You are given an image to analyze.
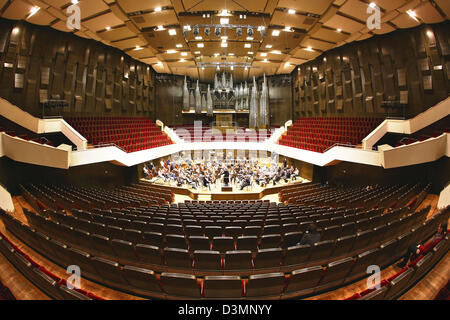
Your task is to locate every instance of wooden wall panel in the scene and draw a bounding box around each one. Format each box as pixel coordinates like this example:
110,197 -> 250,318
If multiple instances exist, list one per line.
292,22 -> 449,119
0,18 -> 156,118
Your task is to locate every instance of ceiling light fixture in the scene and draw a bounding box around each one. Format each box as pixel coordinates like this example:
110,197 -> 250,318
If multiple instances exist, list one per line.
261,52 -> 267,57
168,29 -> 177,35
28,6 -> 40,18
337,28 -> 342,32
265,44 -> 272,48
197,43 -> 204,48
407,10 -> 418,21
176,44 -> 182,48
304,46 -> 313,52
166,50 -> 177,54
244,43 -> 251,48
154,7 -> 162,12
105,26 -> 111,31
220,18 -> 229,25
221,42 -> 228,47
156,25 -> 165,31
272,30 -> 280,36
288,9 -> 296,14
181,52 -> 188,56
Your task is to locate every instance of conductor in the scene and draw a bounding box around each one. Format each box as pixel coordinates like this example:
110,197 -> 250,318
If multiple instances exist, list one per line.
223,167 -> 230,186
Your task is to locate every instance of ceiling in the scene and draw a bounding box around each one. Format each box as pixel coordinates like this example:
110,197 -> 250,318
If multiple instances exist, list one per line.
0,0 -> 448,82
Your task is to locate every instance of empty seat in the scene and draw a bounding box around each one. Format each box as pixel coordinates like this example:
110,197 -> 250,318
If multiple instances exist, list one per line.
123,265 -> 163,294
384,268 -> 414,300
203,276 -> 243,299
165,234 -> 187,249
254,248 -> 283,269
332,235 -> 355,257
135,244 -> 162,265
224,250 -> 253,270
90,234 -> 116,257
185,225 -> 204,237
123,229 -> 143,243
212,237 -> 234,253
283,232 -> 302,248
224,226 -> 243,239
321,257 -> 354,286
243,226 -> 262,237
193,250 -> 221,270
309,240 -> 334,262
205,226 -> 223,239
160,273 -> 201,298
358,286 -> 388,300
351,248 -> 380,278
111,239 -> 137,262
188,236 -> 211,251
142,232 -> 164,248
284,266 -> 324,296
164,248 -> 191,268
284,245 -> 310,266
236,236 -> 258,251
259,234 -> 282,249
91,256 -> 128,285
246,273 -> 285,298
59,285 -> 91,300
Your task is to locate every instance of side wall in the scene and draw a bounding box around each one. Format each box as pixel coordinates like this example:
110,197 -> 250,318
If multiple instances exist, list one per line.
0,18 -> 156,118
292,22 -> 449,119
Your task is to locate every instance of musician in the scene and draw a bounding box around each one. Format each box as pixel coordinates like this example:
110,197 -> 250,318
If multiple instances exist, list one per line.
223,166 -> 230,186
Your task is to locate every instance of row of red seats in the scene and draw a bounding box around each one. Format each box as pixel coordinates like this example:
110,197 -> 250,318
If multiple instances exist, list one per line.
279,117 -> 383,153
65,117 -> 173,153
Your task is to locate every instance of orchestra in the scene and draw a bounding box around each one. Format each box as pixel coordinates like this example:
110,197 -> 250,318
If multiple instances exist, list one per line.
145,159 -> 301,191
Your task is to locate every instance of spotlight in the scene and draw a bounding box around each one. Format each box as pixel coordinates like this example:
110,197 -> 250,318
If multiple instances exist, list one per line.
236,27 -> 242,36
215,27 -> 221,37
193,25 -> 199,37
247,27 -> 253,37
204,27 -> 210,36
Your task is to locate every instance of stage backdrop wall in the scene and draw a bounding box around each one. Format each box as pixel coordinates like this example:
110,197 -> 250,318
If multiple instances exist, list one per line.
0,18 -> 156,119
291,22 -> 449,120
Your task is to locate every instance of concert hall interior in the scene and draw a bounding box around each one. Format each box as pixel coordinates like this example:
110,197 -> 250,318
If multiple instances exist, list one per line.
0,0 -> 449,302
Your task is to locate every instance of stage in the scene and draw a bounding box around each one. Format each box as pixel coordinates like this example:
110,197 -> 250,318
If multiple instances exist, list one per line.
145,177 -> 309,201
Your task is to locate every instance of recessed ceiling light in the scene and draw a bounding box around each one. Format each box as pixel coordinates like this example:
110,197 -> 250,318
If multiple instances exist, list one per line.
156,61 -> 163,66
261,52 -> 267,57
246,36 -> 254,41
407,10 -> 417,20
195,36 -> 203,40
176,44 -> 182,48
263,59 -> 268,63
248,52 -> 254,55
369,2 -> 377,8
71,0 -> 78,4
168,29 -> 177,35
28,6 -> 40,18
271,50 -> 281,55
337,28 -> 342,32
285,62 -> 291,67
166,50 -> 177,54
197,43 -> 204,48
231,65 -> 234,70
304,46 -> 313,52
221,36 -> 228,40
181,52 -> 188,56
180,59 -> 185,62
288,9 -> 296,14
134,46 -> 143,51
194,51 -> 201,54
218,9 -> 231,16
221,42 -> 228,47
244,43 -> 251,48
156,25 -> 165,31
105,26 -> 111,31
265,44 -> 272,48
201,66 -> 205,70
154,7 -> 162,12
220,18 -> 229,25
272,30 -> 280,36
229,53 -> 235,56
284,27 -> 292,32
245,66 -> 248,71
214,53 -> 220,57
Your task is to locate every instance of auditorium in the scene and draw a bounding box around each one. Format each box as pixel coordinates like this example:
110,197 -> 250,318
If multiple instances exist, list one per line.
0,0 -> 448,302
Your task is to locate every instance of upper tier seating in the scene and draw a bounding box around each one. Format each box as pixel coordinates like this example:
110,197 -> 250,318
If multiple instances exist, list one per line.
375,115 -> 450,148
65,117 -> 172,153
172,125 -> 277,142
0,116 -> 57,147
278,117 -> 383,153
